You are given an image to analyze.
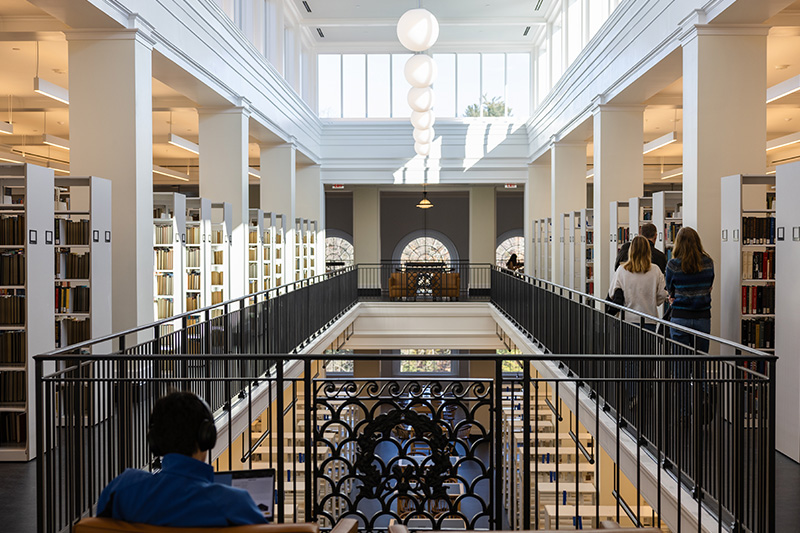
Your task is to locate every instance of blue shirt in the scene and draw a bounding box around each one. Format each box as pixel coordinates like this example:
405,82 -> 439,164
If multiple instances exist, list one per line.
96,454 -> 267,527
665,255 -> 714,319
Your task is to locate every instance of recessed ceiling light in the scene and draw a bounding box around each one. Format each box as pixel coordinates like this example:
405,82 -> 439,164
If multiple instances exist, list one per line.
57,121 -> 64,125
11,47 -> 20,51
775,64 -> 790,70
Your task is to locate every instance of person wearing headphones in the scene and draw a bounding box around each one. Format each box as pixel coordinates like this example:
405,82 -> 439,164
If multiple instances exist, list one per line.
96,391 -> 266,526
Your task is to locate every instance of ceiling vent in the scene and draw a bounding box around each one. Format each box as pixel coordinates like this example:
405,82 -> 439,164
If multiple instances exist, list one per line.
535,0 -> 543,10
523,26 -> 530,36
302,1 -> 311,13
317,27 -> 325,38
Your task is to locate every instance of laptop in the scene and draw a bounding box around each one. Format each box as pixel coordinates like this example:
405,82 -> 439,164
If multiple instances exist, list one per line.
214,468 -> 275,520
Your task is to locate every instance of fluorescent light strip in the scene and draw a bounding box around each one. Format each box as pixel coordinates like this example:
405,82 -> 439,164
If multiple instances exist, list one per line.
166,133 -> 199,155
766,131 -> 800,152
0,122 -> 12,135
248,167 -> 261,179
152,165 -> 190,182
767,74 -> 800,103
0,152 -> 25,164
43,134 -> 70,151
33,77 -> 69,105
643,132 -> 677,155
766,169 -> 776,175
660,167 -> 683,180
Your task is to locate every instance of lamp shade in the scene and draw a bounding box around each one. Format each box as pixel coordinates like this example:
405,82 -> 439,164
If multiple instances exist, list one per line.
413,127 -> 435,144
414,142 -> 431,157
408,87 -> 435,112
411,110 -> 435,130
404,54 -> 438,88
396,8 -> 440,52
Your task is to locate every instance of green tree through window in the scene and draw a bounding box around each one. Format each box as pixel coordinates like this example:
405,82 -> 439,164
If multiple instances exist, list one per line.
464,95 -> 511,117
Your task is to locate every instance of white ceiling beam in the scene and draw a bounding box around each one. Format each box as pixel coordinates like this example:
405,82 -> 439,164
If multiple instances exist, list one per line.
767,74 -> 800,103
299,17 -> 547,28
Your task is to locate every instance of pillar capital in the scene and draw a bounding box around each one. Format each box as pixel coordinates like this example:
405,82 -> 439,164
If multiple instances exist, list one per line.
197,105 -> 251,117
591,103 -> 646,116
65,28 -> 156,48
680,23 -> 770,45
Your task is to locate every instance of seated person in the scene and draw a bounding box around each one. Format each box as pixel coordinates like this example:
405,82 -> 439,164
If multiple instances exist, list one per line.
96,391 -> 266,527
505,253 -> 522,271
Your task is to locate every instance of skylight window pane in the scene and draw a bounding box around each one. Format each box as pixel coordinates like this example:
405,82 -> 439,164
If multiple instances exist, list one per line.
392,54 -> 412,118
551,21 -> 564,83
433,53 -> 456,118
318,54 -> 341,118
567,0 -> 582,64
367,54 -> 391,118
342,54 -> 366,118
506,53 -> 530,118
482,53 -> 505,117
457,53 -> 480,117
536,45 -> 548,106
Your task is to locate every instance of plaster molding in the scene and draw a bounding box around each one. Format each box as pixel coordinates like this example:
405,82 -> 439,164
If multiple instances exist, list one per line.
65,28 -> 156,48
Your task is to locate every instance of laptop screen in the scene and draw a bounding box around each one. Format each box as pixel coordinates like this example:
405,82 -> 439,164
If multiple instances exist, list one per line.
214,468 -> 275,519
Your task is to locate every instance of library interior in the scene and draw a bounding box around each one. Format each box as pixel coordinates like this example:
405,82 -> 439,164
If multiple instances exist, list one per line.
0,0 -> 799,532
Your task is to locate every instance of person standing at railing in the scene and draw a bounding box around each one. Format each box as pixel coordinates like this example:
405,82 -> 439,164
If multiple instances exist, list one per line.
608,235 -> 668,329
505,253 -> 523,271
96,392 -> 266,527
665,227 -> 715,353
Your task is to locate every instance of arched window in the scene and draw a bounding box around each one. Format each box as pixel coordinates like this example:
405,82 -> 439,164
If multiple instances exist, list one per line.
325,231 -> 354,270
496,232 -> 524,267
393,230 -> 459,264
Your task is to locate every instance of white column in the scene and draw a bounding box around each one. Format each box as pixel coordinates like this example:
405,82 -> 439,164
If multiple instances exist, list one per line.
551,142 -> 587,284
67,29 -> 155,331
469,186 -> 496,265
682,24 -> 767,337
296,164 -> 323,275
592,104 -> 644,299
260,143 -> 296,283
198,106 -> 250,298
525,163 -> 551,277
353,186 -> 380,265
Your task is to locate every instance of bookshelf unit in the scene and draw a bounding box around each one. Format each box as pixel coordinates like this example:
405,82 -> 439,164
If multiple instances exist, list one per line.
531,219 -> 540,278
720,175 -> 776,355
210,202 -> 232,308
558,212 -> 570,286
609,201 -> 630,276
545,217 -> 552,281
776,161 -> 800,461
579,209 -> 594,295
567,211 -> 581,290
54,176 -> 112,350
627,196 -> 653,238
652,191 -> 683,258
295,218 -> 306,281
248,209 -> 265,294
264,213 -> 285,289
153,193 -> 186,329
185,198 -> 211,315
309,220 -> 318,277
0,163 -> 54,461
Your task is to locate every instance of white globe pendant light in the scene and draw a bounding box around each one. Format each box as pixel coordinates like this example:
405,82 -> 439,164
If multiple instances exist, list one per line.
408,87 -> 435,113
396,8 -> 440,52
414,142 -> 431,157
404,54 -> 438,88
410,110 -> 435,130
413,127 -> 434,144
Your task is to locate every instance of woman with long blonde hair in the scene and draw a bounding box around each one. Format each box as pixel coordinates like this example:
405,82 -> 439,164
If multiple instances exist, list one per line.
608,235 -> 668,326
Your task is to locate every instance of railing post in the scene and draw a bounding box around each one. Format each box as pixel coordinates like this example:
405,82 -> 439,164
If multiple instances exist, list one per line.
494,358 -> 503,530
276,358 -> 285,523
304,358 -> 313,523
522,358 -> 531,530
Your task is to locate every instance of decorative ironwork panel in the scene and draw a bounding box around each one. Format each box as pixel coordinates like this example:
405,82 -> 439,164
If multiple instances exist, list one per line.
313,379 -> 494,531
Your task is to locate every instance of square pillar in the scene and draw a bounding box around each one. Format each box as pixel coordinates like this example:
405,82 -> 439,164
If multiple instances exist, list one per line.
261,143 -> 296,283
67,29 -> 155,331
525,163 -> 550,277
551,142 -> 587,284
682,24 -> 768,336
297,163 -> 323,275
469,186 -> 496,265
353,186 -> 380,265
199,106 -> 250,298
592,104 -> 644,299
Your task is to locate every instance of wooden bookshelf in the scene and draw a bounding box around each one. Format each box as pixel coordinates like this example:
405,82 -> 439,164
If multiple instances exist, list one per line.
652,191 -> 682,259
210,202 -> 232,311
0,163 -> 54,461
153,193 -> 186,331
185,197 -> 211,314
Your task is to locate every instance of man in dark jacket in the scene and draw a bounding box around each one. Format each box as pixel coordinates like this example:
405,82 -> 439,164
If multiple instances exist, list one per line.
614,222 -> 667,273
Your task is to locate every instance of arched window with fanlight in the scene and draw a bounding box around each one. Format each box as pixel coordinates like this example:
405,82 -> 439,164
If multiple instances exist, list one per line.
392,230 -> 459,265
496,230 -> 524,268
325,230 -> 354,271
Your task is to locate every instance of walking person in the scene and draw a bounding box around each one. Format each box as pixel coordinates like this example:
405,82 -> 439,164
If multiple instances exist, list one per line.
608,235 -> 669,329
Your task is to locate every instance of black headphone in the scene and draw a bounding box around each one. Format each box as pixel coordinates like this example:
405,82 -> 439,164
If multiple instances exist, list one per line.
147,393 -> 217,457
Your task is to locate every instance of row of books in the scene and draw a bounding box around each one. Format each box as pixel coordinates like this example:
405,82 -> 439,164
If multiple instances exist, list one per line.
155,249 -> 173,270
249,230 -> 259,244
249,280 -> 258,294
187,272 -> 201,291
212,250 -> 224,265
187,226 -> 201,245
585,248 -> 593,260
56,219 -> 90,246
155,298 -> 174,319
211,291 -> 224,304
0,294 -> 24,326
0,332 -> 25,364
0,251 -> 24,285
55,284 -> 89,314
0,412 -> 26,444
187,249 -> 200,268
212,230 -> 225,244
155,273 -> 174,296
249,248 -> 258,261
0,371 -> 25,403
741,250 -> 775,280
664,222 -> 681,244
154,225 -> 173,245
0,214 -> 24,246
617,227 -> 630,243
585,231 -> 593,245
585,282 -> 594,294
741,318 -> 774,350
742,285 -> 775,315
55,318 -> 91,348
186,294 -> 200,312
153,207 -> 173,219
741,216 -> 775,245
248,264 -> 259,278
56,252 -> 90,279
211,271 -> 224,286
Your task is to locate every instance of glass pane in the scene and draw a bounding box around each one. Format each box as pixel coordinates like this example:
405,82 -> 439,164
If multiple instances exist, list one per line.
589,0 -> 605,39
481,53 -> 506,116
318,54 -> 341,118
567,0 -> 582,64
367,54 -> 391,118
342,54 -> 366,118
433,53 -> 456,118
536,45 -> 548,106
392,54 -> 412,118
551,21 -> 564,83
506,53 -> 530,118
457,53 -> 481,117
496,236 -> 525,266
400,349 -> 452,373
